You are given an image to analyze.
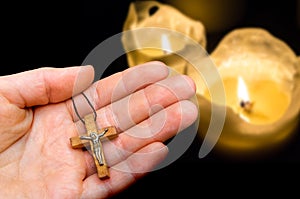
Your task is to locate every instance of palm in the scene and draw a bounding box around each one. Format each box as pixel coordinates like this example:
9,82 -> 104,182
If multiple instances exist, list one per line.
2,103 -> 85,197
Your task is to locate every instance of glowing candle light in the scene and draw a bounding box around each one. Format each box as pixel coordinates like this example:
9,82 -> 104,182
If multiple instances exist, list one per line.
237,76 -> 252,114
122,1 -> 206,74
190,28 -> 300,157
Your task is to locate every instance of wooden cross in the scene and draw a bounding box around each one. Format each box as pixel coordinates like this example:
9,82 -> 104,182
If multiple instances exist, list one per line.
70,114 -> 118,179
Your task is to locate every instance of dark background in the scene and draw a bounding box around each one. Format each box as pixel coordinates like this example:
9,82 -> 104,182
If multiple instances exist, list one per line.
1,0 -> 300,197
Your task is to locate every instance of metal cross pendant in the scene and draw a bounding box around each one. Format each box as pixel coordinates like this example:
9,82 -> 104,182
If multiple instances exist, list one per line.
70,114 -> 118,179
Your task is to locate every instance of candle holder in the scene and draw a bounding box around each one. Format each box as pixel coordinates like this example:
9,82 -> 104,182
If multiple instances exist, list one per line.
192,28 -> 300,158
122,1 -> 206,74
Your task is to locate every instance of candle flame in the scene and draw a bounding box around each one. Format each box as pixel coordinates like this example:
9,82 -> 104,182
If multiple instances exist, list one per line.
161,34 -> 171,54
237,76 -> 250,102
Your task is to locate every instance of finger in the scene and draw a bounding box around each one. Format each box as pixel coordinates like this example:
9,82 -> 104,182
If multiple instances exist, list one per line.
71,74 -> 196,133
106,100 -> 197,165
106,74 -> 196,132
83,100 -> 198,176
81,142 -> 168,199
68,61 -> 169,121
95,61 -> 169,105
0,65 -> 94,108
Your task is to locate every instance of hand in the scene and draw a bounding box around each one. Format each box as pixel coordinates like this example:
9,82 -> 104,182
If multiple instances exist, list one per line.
0,62 -> 197,198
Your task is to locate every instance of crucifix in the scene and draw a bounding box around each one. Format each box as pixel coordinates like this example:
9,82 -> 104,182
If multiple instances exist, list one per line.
70,113 -> 118,179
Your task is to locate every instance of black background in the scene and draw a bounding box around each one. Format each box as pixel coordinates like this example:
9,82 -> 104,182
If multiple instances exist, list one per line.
1,0 -> 300,197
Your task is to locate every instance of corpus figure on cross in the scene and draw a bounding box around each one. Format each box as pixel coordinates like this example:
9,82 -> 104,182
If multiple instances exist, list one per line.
80,128 -> 109,165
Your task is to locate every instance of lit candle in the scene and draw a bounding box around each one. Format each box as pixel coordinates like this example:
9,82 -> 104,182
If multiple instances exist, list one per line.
122,1 -> 206,74
192,28 -> 300,156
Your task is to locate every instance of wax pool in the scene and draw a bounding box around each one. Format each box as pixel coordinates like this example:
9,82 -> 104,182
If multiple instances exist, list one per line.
204,77 -> 291,125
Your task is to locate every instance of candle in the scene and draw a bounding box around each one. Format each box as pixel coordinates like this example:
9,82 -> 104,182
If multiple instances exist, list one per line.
192,28 -> 300,157
122,1 -> 206,74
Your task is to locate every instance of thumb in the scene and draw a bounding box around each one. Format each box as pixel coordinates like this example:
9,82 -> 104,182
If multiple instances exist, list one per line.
0,65 -> 94,152
0,65 -> 94,107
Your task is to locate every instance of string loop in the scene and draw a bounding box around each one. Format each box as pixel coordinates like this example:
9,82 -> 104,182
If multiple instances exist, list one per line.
72,92 -> 97,124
